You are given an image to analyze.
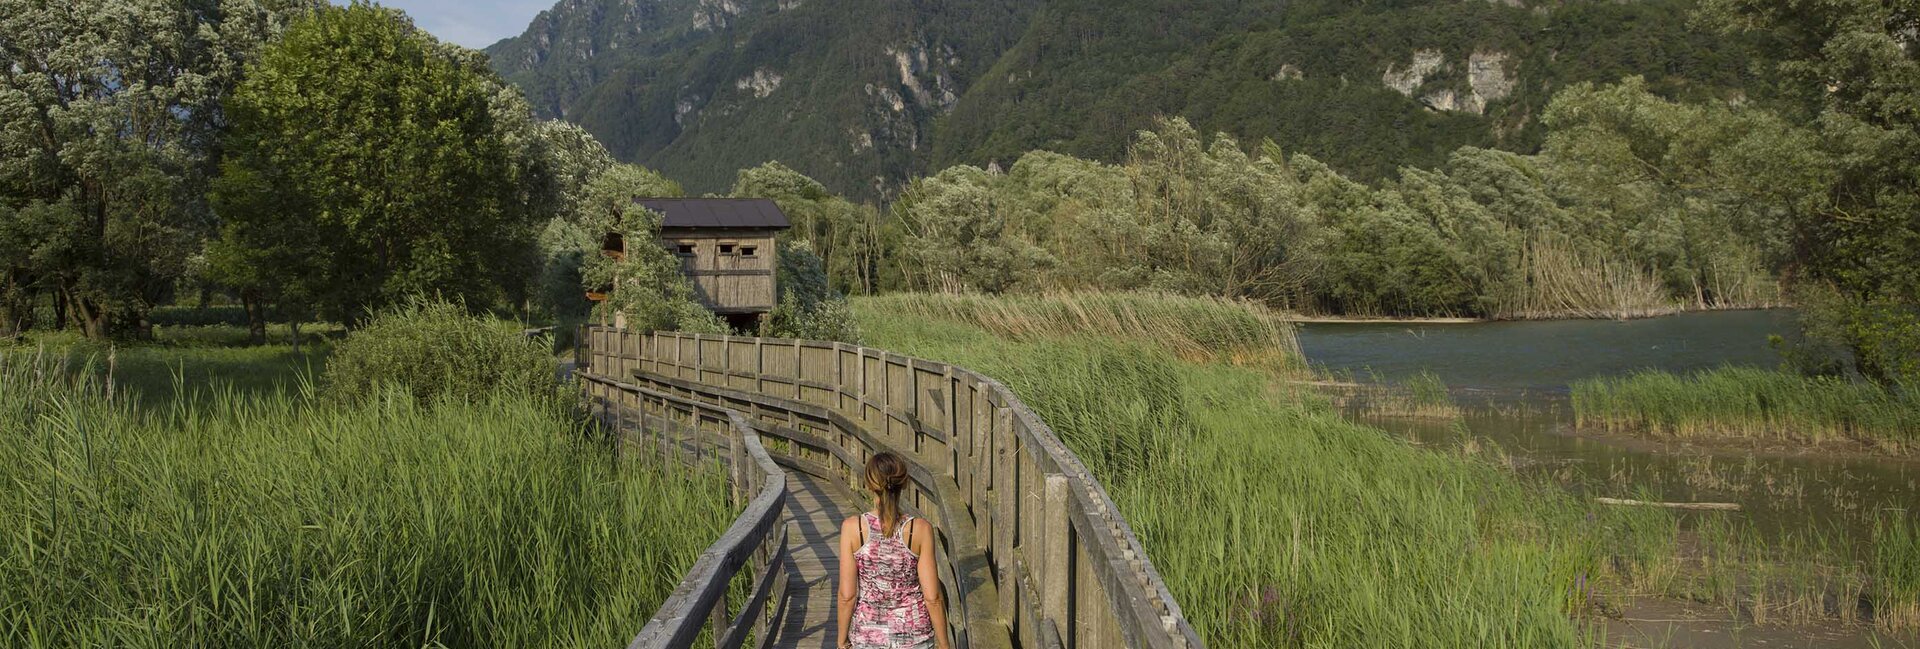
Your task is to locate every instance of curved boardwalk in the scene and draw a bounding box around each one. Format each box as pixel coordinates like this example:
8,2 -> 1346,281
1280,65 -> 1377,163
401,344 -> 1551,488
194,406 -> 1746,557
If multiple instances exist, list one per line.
767,472 -> 856,648
577,326 -> 1202,649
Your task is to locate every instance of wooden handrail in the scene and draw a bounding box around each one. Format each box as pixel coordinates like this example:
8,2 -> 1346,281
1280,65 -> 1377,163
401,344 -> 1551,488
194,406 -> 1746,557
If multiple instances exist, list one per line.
577,371 -> 790,649
579,325 -> 1205,649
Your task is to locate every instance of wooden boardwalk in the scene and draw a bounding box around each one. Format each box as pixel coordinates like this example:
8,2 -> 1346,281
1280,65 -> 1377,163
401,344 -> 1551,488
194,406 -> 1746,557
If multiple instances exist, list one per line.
581,326 -> 1204,649
766,470 -> 860,649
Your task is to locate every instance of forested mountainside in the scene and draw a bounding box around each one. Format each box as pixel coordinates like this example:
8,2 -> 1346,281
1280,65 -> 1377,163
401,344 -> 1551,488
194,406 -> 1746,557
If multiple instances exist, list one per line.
488,0 -> 1762,199
485,0 -> 1039,197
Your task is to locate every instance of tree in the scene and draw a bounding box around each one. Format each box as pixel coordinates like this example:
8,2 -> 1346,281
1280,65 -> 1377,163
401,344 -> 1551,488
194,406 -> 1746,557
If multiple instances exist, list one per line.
0,0 -> 316,338
573,164 -> 720,333
896,165 -> 1054,293
731,162 -> 888,295
211,2 -> 543,326
1542,78 -> 1825,307
1696,0 -> 1920,382
527,121 -> 618,323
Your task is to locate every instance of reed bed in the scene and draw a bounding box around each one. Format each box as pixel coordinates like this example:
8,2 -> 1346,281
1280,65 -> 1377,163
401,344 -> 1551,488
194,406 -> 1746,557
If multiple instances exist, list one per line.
1495,236 -> 1680,320
858,292 -> 1920,644
0,350 -> 730,648
1324,370 -> 1462,419
1571,367 -> 1920,453
857,291 -> 1303,364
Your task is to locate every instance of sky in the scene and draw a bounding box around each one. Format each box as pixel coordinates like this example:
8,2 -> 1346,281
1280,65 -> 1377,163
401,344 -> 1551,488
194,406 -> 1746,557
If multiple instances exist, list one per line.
343,0 -> 556,49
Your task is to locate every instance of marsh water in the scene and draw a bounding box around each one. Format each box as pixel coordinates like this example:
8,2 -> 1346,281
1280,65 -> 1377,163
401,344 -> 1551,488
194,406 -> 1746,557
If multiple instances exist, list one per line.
1297,310 -> 1919,541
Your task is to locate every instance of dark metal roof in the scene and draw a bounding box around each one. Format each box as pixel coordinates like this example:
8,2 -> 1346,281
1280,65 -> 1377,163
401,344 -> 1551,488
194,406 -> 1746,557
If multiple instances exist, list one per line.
636,198 -> 791,230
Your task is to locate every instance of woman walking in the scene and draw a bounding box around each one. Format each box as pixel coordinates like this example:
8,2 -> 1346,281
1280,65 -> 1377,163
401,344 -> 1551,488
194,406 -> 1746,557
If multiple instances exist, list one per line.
836,452 -> 951,649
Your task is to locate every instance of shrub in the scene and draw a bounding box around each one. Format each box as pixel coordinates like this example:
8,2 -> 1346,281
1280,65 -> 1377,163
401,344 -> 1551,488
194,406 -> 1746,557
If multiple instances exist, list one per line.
767,242 -> 862,342
323,299 -> 553,405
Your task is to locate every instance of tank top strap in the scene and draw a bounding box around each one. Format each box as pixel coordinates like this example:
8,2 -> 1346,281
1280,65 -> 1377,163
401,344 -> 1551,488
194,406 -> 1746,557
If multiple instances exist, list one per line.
893,515 -> 913,542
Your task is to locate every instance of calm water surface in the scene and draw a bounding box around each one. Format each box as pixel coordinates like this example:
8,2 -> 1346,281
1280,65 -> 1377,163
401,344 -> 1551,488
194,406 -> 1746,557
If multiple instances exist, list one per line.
1298,309 -> 1800,391
1297,309 -> 1917,539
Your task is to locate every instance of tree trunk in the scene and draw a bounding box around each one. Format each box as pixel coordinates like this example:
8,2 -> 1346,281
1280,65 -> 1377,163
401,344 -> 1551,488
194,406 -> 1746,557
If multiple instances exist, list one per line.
73,295 -> 109,340
242,291 -> 267,345
53,289 -> 68,331
289,318 -> 302,353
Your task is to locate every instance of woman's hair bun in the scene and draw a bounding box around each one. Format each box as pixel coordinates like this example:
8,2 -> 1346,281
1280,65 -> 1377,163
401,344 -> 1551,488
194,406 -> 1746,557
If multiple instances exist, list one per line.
864,452 -> 910,493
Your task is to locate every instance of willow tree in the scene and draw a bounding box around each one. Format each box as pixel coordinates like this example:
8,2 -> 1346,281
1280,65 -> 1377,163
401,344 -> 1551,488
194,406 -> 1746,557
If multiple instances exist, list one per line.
211,2 -> 544,326
1697,0 -> 1920,382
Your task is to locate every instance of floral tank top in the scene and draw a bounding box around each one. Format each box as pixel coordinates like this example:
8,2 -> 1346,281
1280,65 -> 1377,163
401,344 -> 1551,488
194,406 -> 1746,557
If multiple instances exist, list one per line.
851,512 -> 934,646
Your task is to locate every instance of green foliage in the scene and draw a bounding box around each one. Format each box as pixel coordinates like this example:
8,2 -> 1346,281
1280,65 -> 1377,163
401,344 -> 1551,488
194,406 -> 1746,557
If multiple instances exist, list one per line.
1694,0 -> 1920,384
732,162 -> 891,295
212,3 -> 548,325
0,0 -> 317,338
898,77 -> 1833,319
766,242 -> 861,342
0,350 -> 729,647
574,165 -> 722,333
322,299 -> 555,405
894,165 -> 1056,293
147,305 -> 251,328
529,121 -> 621,324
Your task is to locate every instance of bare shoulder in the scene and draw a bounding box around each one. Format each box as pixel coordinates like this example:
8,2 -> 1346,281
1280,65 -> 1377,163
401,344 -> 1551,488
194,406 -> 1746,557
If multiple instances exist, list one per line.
841,515 -> 864,534
911,517 -> 936,550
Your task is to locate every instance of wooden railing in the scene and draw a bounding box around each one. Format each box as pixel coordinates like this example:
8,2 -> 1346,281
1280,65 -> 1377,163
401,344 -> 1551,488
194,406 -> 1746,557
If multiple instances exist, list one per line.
579,325 -> 1204,649
578,371 -> 789,649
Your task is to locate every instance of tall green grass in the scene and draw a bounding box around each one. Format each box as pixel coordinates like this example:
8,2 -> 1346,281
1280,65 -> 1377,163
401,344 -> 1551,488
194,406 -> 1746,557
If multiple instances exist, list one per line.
857,301 -> 1620,646
858,291 -> 1303,365
4,325 -> 334,405
1572,367 -> 1920,453
858,293 -> 1920,644
0,350 -> 730,647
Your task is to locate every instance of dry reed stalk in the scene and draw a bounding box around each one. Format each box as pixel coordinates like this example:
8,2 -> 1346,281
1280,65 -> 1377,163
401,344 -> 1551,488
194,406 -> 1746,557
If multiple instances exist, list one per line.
1500,236 -> 1677,320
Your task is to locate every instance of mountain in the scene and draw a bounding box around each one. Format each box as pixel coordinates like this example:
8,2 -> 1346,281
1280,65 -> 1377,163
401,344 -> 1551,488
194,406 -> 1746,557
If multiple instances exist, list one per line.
487,0 -> 1759,199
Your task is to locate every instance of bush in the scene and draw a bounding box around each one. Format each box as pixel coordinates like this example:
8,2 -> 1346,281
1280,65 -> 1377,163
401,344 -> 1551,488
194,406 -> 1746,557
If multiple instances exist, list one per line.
767,242 -> 862,342
323,299 -> 553,405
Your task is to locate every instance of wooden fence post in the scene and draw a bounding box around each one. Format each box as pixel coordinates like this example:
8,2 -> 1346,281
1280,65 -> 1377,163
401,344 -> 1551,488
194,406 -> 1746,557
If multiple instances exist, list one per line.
1043,474 -> 1072,647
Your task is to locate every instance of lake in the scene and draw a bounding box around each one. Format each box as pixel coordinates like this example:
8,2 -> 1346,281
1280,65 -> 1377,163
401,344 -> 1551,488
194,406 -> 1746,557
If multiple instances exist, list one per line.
1297,309 -> 1916,540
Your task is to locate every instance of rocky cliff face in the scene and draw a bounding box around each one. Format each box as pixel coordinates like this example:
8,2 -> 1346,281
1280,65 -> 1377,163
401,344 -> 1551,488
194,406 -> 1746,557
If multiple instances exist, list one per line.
1383,49 -> 1513,115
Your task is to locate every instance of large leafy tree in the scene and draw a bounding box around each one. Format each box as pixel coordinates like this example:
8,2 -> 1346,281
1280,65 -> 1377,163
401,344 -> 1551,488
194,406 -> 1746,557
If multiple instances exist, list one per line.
1697,0 -> 1920,381
211,2 -> 544,325
0,0 -> 314,338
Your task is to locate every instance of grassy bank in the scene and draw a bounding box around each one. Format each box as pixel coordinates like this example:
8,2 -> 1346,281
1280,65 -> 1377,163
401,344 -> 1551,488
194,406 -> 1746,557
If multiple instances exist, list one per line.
1572,367 -> 1920,454
0,337 -> 729,646
856,292 -> 1920,645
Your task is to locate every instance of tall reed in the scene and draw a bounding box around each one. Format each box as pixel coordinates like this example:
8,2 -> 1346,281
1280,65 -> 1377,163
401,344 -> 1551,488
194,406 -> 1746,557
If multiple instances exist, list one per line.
0,351 -> 730,648
857,300 -> 1609,647
1497,235 -> 1677,320
1572,367 -> 1920,453
858,290 -> 1303,364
